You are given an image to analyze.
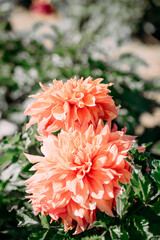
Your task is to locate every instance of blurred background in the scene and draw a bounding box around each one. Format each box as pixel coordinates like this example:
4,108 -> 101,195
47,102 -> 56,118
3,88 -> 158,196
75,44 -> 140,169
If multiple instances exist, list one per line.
0,0 -> 160,155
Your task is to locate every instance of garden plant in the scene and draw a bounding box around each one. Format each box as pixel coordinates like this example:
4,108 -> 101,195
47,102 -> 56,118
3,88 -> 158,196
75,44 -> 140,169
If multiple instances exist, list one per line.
0,1 -> 160,239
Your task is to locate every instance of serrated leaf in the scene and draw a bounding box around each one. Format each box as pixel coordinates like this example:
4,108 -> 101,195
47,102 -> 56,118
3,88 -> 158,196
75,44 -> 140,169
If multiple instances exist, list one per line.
133,215 -> 154,239
0,162 -> 21,182
120,229 -> 129,240
109,226 -> 121,239
81,235 -> 103,240
116,197 -> 129,218
92,220 -> 107,229
116,184 -> 134,218
109,225 -> 129,240
151,197 -> 160,216
151,160 -> 160,190
41,215 -> 50,229
50,230 -> 69,240
17,207 -> 39,227
28,230 -> 49,240
131,170 -> 151,202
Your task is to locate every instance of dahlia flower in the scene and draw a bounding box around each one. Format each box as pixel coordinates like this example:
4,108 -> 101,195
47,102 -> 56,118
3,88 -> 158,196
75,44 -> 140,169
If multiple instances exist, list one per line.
24,77 -> 119,136
25,120 -> 135,234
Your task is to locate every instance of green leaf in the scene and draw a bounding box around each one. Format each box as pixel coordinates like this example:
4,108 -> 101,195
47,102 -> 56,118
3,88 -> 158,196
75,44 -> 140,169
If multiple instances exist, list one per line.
116,184 -> 133,218
133,215 -> 154,239
120,229 -> 129,240
150,238 -> 160,240
9,132 -> 21,144
28,230 -> 49,240
92,220 -> 107,229
0,162 -> 21,182
131,170 -> 151,202
109,226 -> 129,240
44,229 -> 72,240
41,215 -> 50,229
151,198 -> 160,216
116,196 -> 129,218
151,160 -> 160,190
0,150 -> 14,168
81,235 -> 103,240
17,207 -> 39,227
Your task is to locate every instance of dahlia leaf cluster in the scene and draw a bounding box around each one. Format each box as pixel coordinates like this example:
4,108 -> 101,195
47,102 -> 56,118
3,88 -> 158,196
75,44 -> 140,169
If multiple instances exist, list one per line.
24,76 -> 144,234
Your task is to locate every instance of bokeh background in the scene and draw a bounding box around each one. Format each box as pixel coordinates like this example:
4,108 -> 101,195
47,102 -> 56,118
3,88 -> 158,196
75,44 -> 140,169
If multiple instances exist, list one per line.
0,0 -> 160,239
0,0 -> 160,157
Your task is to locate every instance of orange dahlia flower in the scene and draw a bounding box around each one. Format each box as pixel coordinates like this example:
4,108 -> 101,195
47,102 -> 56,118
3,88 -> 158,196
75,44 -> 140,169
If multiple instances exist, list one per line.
25,120 -> 135,234
24,77 -> 119,136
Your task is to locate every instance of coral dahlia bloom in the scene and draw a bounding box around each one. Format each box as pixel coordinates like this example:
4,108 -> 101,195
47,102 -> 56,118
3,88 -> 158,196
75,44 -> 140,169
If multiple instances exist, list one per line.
24,76 -> 119,136
25,120 -> 135,234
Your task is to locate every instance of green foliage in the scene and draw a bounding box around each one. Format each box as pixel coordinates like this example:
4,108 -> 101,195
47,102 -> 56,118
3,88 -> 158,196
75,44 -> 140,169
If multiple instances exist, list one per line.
28,230 -> 49,240
52,0 -> 160,41
1,135 -> 160,240
151,160 -> 160,190
0,126 -> 41,240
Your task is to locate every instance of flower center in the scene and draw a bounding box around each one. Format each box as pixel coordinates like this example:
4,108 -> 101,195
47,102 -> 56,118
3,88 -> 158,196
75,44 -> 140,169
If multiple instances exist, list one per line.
76,160 -> 92,179
72,149 -> 92,179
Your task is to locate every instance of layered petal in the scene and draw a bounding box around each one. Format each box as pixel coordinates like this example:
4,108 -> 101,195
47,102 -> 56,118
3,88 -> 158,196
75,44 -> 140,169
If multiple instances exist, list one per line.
25,120 -> 135,234
24,76 -> 118,135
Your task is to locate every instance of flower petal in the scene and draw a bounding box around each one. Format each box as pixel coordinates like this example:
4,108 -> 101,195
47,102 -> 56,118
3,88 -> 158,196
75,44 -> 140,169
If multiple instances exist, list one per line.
86,176 -> 104,199
83,94 -> 96,106
96,199 -> 114,217
24,153 -> 44,164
